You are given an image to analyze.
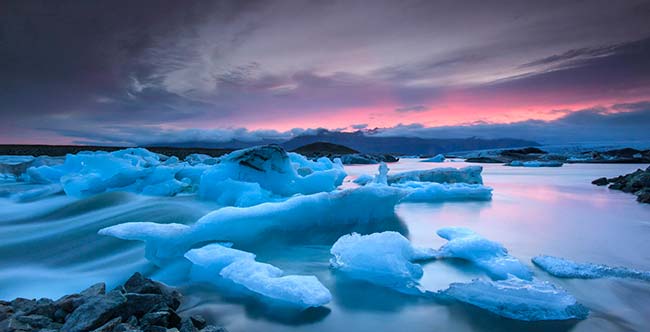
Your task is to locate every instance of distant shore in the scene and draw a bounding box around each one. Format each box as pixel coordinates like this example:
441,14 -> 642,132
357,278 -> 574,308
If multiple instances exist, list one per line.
0,145 -> 233,159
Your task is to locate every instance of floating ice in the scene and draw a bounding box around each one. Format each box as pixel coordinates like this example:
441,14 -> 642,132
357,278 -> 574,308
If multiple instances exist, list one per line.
185,244 -> 331,309
330,232 -> 435,294
396,182 -> 492,203
198,145 -> 346,199
421,154 -> 445,162
100,185 -> 404,264
436,227 -> 532,280
508,160 -> 563,167
352,174 -> 374,186
443,277 -> 589,321
387,166 -> 483,185
532,255 -> 650,281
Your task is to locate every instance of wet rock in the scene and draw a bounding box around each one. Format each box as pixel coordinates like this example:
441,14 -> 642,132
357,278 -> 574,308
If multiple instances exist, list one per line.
61,289 -> 127,332
124,273 -> 181,310
0,273 -> 227,332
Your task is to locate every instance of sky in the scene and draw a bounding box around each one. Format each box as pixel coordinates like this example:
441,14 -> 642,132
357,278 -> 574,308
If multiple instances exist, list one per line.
1,0 -> 650,146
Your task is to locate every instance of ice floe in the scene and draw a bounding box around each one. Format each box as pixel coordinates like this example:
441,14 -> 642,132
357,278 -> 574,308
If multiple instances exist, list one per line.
185,243 -> 331,308
330,232 -> 435,294
508,160 -> 563,167
435,227 -> 532,280
387,166 -> 483,185
532,255 -> 650,281
100,185 -> 405,264
421,154 -> 445,162
443,277 -> 589,321
396,182 -> 492,202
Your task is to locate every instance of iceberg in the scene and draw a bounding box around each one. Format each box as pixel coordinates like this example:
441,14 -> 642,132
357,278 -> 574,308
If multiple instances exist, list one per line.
100,185 -> 404,264
330,232 -> 435,294
185,244 -> 331,309
198,145 -> 346,199
508,160 -> 563,167
532,255 -> 650,281
443,277 -> 589,321
436,227 -> 532,280
387,166 -> 483,185
396,182 -> 492,202
421,154 -> 445,162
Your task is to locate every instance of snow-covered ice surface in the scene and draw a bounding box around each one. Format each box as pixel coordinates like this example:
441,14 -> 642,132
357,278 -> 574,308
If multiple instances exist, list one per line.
532,255 -> 650,281
443,277 -> 589,321
2,156 -> 650,331
435,227 -> 533,280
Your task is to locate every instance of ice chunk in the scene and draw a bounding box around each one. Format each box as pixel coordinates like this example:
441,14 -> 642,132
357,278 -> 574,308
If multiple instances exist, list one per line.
352,174 -> 374,186
396,182 -> 492,202
443,277 -> 589,321
185,243 -> 331,308
436,227 -> 532,280
421,154 -> 445,162
199,145 -> 346,199
100,185 -> 404,263
199,178 -> 274,207
330,232 -> 435,294
387,166 -> 483,185
184,153 -> 218,165
374,162 -> 389,185
532,255 -> 650,281
508,160 -> 563,167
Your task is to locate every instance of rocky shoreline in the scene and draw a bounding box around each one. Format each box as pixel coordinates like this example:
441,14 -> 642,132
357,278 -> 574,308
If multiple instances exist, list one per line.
465,147 -> 650,165
0,273 -> 227,332
592,166 -> 650,203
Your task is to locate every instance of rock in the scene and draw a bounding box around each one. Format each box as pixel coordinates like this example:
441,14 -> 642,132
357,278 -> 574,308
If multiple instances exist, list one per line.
123,273 -> 181,310
199,325 -> 228,332
179,319 -> 197,332
81,283 -> 106,297
0,317 -> 31,332
90,316 -> 122,332
140,309 -> 180,329
15,314 -> 52,329
61,289 -> 127,332
9,298 -> 36,315
0,303 -> 13,321
592,177 -> 609,186
189,315 -> 206,330
122,293 -> 171,319
596,167 -> 650,204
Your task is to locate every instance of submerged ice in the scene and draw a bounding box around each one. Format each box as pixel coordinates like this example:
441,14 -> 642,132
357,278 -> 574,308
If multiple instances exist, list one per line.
443,277 -> 589,321
435,227 -> 532,280
185,244 -> 331,308
532,255 -> 650,281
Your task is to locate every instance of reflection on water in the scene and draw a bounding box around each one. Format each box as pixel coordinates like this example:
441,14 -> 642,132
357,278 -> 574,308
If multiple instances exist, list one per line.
1,160 -> 650,332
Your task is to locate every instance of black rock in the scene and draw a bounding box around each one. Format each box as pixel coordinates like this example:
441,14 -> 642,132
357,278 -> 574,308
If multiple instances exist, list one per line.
90,316 -> 122,332
61,289 -> 127,332
123,273 -> 181,310
190,315 -> 207,330
592,177 -> 609,186
180,318 -> 198,332
140,309 -> 180,329
200,325 -> 228,332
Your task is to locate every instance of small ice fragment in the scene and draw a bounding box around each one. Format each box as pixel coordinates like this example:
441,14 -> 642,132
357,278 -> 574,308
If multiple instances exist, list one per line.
436,227 -> 532,280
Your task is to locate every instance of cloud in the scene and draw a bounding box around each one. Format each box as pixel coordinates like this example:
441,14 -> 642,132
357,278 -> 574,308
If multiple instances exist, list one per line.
351,123 -> 368,129
394,105 -> 429,113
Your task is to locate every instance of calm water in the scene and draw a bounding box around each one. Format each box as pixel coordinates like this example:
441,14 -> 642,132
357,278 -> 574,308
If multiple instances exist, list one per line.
1,160 -> 649,332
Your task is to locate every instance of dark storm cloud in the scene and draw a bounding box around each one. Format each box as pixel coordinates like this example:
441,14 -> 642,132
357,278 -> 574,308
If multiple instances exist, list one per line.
375,102 -> 650,144
1,0 -> 650,144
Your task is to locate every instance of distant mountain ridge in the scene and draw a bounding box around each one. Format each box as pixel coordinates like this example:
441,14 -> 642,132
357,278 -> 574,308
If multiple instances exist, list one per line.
148,130 -> 539,155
